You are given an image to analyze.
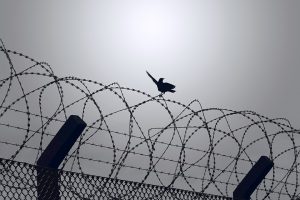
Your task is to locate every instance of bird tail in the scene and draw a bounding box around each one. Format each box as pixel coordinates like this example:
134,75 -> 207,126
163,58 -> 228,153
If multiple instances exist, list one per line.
170,90 -> 176,93
146,71 -> 158,84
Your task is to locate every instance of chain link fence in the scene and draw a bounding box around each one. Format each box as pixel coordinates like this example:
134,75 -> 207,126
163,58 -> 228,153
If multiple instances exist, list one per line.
0,158 -> 232,200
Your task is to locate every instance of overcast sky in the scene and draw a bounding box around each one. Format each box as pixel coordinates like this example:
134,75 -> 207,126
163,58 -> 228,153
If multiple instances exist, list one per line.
1,1 -> 300,198
0,0 -> 299,125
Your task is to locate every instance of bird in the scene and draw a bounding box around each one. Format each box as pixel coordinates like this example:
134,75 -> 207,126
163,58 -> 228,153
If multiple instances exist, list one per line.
146,71 -> 176,94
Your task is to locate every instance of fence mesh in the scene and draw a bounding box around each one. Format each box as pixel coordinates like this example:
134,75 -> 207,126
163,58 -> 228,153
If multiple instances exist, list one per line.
0,157 -> 231,200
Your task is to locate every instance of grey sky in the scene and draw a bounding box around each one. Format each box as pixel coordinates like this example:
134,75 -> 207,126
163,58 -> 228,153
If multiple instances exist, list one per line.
1,0 -> 300,125
1,1 -> 300,198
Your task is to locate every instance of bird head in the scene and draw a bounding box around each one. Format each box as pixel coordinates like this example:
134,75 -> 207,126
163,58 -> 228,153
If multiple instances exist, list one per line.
158,78 -> 164,83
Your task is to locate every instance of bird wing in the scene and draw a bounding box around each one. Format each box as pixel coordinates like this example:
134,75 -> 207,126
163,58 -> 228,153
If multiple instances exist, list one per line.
146,71 -> 158,84
165,82 -> 175,89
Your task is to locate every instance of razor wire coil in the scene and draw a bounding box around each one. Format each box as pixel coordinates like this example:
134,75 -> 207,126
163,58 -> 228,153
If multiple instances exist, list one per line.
1,42 -> 300,199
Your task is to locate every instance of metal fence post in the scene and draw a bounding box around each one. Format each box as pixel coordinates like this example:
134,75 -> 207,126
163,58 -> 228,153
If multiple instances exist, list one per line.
36,115 -> 86,200
233,156 -> 274,200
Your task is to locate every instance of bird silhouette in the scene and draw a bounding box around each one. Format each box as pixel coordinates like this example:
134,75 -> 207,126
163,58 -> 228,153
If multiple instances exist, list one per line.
146,71 -> 176,94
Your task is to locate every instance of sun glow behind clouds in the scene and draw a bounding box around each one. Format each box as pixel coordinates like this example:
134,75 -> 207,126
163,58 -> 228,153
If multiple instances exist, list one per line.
120,3 -> 185,54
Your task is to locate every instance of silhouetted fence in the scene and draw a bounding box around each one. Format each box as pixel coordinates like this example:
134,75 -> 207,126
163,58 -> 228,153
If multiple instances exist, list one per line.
0,157 -> 232,200
1,41 -> 300,200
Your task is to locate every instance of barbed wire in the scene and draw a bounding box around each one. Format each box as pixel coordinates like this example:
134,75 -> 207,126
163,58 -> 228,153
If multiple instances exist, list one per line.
1,41 -> 300,199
